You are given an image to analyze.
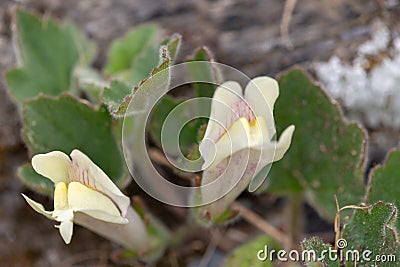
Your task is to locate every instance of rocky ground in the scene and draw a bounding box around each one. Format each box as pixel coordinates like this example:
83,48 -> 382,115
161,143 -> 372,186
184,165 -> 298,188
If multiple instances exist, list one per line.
0,0 -> 399,266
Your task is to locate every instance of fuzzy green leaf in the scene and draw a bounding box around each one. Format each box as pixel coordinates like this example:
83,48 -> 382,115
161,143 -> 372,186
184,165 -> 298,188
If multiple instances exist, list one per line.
22,94 -> 126,188
302,204 -> 400,266
65,23 -> 96,66
17,164 -> 54,196
160,33 -> 180,61
262,68 -> 367,220
6,10 -> 93,104
223,235 -> 279,267
149,95 -> 182,148
342,202 -> 400,266
73,66 -> 106,103
301,237 -> 339,267
103,80 -> 132,115
367,149 -> 400,232
148,47 -> 220,157
149,95 -> 208,158
128,45 -> 160,85
104,24 -> 159,77
105,34 -> 181,116
187,46 -> 221,98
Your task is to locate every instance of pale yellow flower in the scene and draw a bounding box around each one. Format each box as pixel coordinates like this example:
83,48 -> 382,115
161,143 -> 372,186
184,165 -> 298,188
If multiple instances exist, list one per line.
198,77 -> 295,220
23,150 -> 149,250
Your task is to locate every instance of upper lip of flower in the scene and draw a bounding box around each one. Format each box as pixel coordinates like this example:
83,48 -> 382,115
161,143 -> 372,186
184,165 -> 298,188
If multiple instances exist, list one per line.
32,149 -> 130,216
22,149 -> 130,244
199,77 -> 295,170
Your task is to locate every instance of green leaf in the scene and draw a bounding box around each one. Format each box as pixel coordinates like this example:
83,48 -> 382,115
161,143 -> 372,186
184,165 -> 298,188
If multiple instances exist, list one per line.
301,237 -> 339,267
103,80 -> 132,115
129,44 -> 160,85
6,10 -> 92,104
187,47 -> 221,132
149,95 -> 182,148
104,34 -> 181,117
17,164 -> 54,196
262,68 -> 367,220
185,47 -> 222,148
104,24 -> 159,78
22,94 -> 126,187
149,94 -> 207,159
148,47 -> 220,157
366,149 -> 400,232
65,23 -> 97,66
223,235 -> 279,267
342,202 -> 400,266
151,33 -> 181,75
213,208 -> 239,224
73,66 -> 106,103
187,46 -> 222,98
160,33 -> 181,61
119,36 -> 183,204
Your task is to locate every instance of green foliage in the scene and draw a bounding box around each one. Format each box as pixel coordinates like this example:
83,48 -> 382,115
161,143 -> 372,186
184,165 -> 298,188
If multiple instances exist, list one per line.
263,68 -> 367,220
343,202 -> 400,266
103,80 -> 133,115
148,47 -> 221,157
303,202 -> 400,267
104,24 -> 159,79
114,204 -> 170,264
160,34 -> 180,61
128,44 -> 159,85
73,66 -> 105,103
104,34 -> 181,116
149,96 -> 209,158
188,47 -> 221,98
366,149 -> 400,232
149,96 -> 182,149
11,9 -> 400,266
17,164 -> 54,196
65,23 -> 97,66
22,94 -> 126,193
301,237 -> 339,267
6,10 -> 94,104
102,25 -> 165,114
223,235 -> 279,267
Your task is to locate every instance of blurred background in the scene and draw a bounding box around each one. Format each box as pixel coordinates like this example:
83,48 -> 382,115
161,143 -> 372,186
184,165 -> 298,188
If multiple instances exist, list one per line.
1,0 -> 399,266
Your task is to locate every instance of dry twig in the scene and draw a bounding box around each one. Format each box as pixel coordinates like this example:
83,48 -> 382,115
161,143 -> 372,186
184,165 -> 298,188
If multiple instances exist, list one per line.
232,201 -> 290,246
280,0 -> 298,49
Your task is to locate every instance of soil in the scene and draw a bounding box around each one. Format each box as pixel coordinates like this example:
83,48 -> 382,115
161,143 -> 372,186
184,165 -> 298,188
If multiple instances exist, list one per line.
0,0 -> 399,266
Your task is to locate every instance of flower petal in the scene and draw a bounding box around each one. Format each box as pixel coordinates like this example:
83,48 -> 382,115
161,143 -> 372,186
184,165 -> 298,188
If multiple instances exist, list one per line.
204,117 -> 249,169
22,194 -> 53,219
204,116 -> 268,169
244,76 -> 279,139
54,209 -> 74,244
200,149 -> 254,220
67,181 -> 128,224
69,150 -> 130,216
256,125 -> 295,168
199,126 -> 294,219
74,206 -> 150,251
54,182 -> 69,211
201,81 -> 242,144
247,124 -> 294,192
31,151 -> 70,184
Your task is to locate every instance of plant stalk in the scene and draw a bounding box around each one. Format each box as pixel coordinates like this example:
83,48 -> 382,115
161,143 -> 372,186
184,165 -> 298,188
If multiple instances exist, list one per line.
286,193 -> 304,251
